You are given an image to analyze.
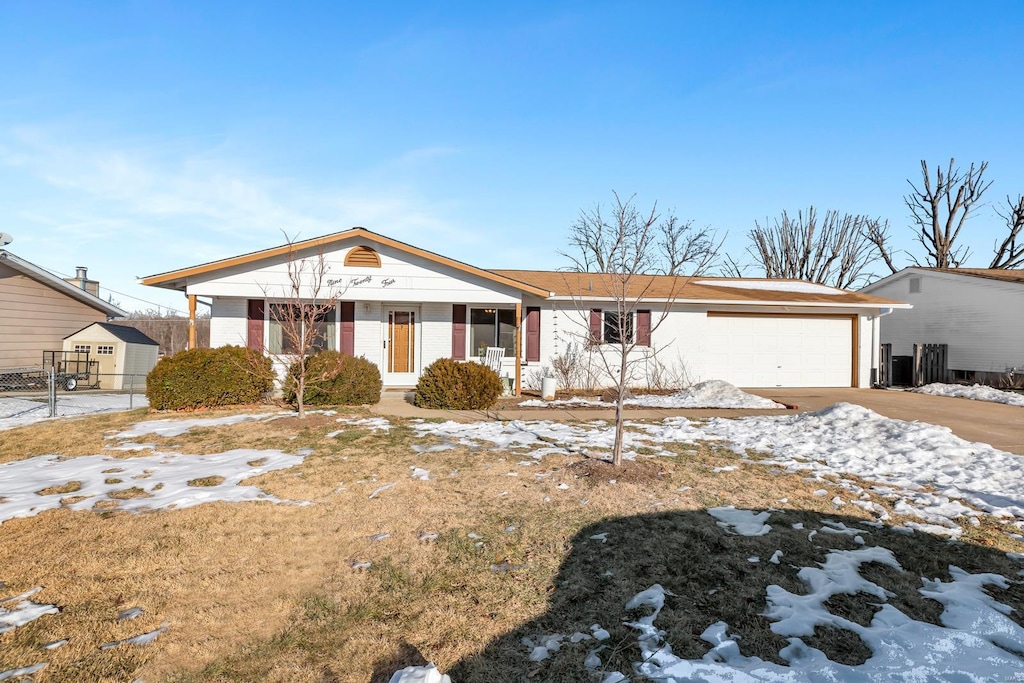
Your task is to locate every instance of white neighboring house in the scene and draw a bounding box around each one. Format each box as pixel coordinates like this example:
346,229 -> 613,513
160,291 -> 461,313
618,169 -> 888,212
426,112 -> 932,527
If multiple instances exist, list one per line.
62,323 -> 160,390
141,228 -> 908,392
861,268 -> 1024,384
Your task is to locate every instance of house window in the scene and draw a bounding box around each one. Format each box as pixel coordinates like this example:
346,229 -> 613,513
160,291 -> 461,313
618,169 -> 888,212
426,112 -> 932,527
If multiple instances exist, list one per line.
469,308 -> 516,357
268,304 -> 337,354
73,344 -> 91,354
96,345 -> 114,355
604,311 -> 633,344
909,277 -> 921,293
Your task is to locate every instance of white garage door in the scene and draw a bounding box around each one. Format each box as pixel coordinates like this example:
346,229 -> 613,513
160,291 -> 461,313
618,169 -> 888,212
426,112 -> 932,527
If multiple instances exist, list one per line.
702,314 -> 853,387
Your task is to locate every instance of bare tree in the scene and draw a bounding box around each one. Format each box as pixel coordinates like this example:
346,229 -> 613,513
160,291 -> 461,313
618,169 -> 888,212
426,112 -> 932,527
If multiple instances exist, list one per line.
562,192 -> 719,466
991,194 -> 1024,269
120,310 -> 210,354
746,207 -> 888,289
262,236 -> 345,418
905,158 -> 992,269
569,200 -> 718,275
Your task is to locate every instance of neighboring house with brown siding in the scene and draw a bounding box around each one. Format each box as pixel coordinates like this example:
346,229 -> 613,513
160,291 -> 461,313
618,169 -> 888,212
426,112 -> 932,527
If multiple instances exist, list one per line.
0,250 -> 126,370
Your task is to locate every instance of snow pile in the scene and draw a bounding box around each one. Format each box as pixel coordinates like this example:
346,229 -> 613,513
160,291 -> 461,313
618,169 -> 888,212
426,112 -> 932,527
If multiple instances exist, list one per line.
519,381 -> 783,410
0,394 -> 149,431
631,380 -> 784,409
0,449 -> 307,524
696,402 -> 1024,524
913,383 -> 1024,407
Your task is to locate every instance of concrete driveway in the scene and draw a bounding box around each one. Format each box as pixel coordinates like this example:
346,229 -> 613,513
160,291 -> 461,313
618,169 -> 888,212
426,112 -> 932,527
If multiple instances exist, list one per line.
752,388 -> 1024,455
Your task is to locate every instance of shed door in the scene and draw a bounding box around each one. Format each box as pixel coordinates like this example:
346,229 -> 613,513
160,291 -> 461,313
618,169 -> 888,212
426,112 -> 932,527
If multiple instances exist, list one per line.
702,314 -> 854,387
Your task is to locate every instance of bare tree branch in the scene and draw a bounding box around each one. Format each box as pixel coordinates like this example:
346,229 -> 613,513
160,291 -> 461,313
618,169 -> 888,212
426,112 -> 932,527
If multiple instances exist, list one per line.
745,207 -> 887,289
718,254 -> 748,278
991,194 -> 1024,269
863,218 -> 899,275
658,213 -> 719,275
905,158 -> 992,269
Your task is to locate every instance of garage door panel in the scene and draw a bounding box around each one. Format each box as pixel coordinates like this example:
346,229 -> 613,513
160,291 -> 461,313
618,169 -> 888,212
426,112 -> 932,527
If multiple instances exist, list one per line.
703,315 -> 852,388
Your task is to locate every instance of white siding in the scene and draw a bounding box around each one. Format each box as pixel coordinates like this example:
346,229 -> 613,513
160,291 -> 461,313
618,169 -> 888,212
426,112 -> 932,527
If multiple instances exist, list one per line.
866,271 -> 1024,373
420,302 -> 450,373
353,300 -> 382,364
187,240 -> 523,304
210,298 -> 248,348
530,302 -> 874,389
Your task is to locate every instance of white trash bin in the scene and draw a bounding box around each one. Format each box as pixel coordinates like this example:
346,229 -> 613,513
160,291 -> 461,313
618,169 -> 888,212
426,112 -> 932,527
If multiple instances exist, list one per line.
541,377 -> 557,401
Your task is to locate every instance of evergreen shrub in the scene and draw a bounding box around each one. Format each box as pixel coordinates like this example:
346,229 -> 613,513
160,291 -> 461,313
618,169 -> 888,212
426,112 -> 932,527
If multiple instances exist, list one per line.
415,357 -> 504,409
146,346 -> 273,410
284,352 -> 382,406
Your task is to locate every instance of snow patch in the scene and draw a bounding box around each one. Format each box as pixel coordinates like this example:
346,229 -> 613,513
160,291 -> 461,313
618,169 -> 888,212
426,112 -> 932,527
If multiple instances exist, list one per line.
0,449 -> 306,524
913,383 -> 1024,407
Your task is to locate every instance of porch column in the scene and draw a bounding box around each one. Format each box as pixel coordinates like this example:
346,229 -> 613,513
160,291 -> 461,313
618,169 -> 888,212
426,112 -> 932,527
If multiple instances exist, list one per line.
514,302 -> 522,396
188,294 -> 197,350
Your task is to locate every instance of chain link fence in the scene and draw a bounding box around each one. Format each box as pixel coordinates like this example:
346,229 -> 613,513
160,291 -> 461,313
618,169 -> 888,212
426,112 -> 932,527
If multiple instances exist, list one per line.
0,369 -> 148,426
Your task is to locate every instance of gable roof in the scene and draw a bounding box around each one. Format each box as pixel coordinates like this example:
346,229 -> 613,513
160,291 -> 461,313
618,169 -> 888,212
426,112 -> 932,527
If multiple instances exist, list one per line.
65,322 -> 159,346
861,267 -> 1024,293
491,270 -> 907,307
923,268 -> 1024,284
0,250 -> 126,317
141,227 -> 552,298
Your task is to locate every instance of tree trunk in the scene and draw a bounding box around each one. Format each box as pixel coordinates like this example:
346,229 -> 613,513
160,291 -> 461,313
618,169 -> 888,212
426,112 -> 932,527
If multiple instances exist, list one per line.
612,353 -> 628,467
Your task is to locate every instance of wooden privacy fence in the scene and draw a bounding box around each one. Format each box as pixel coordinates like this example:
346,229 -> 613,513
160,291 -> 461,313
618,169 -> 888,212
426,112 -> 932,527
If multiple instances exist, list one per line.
878,343 -> 892,387
913,343 -> 948,386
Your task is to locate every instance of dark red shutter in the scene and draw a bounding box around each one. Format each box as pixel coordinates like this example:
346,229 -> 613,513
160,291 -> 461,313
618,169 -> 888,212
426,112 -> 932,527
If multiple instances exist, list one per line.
247,299 -> 265,351
452,304 -> 467,360
340,302 -> 355,356
589,309 -> 602,345
525,307 -> 541,362
637,310 -> 651,346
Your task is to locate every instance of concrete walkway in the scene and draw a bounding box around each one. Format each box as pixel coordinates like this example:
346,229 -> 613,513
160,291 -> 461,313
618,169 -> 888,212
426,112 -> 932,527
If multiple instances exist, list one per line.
370,387 -> 1024,455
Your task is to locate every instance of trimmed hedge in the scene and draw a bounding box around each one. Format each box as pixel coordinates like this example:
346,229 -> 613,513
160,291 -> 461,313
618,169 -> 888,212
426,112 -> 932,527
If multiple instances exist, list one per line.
284,352 -> 382,406
146,346 -> 274,410
415,357 -> 504,410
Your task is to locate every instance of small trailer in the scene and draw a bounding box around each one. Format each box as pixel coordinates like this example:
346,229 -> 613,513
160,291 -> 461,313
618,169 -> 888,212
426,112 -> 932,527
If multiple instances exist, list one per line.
0,351 -> 99,392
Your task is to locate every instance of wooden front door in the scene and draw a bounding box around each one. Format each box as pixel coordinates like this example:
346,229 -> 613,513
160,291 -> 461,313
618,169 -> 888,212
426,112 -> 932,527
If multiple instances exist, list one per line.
385,309 -> 418,383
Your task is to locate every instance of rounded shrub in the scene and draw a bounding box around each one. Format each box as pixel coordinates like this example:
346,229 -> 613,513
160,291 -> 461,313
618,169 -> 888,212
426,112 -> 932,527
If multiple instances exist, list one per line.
284,352 -> 382,406
146,346 -> 274,410
415,357 -> 504,410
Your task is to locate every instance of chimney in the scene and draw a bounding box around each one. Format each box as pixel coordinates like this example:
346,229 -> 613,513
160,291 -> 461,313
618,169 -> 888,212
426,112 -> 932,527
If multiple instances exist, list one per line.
65,266 -> 100,297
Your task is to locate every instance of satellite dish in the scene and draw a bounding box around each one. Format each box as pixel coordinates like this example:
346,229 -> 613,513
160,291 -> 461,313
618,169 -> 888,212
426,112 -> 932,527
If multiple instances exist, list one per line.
0,233 -> 12,247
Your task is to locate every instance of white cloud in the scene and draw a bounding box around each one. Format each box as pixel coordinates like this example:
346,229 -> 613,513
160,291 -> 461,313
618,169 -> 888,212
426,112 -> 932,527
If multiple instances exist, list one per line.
0,126 -> 479,310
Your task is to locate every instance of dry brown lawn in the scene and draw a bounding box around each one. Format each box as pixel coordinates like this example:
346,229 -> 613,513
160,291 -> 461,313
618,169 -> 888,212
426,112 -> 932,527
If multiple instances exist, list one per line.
1,407 -> 1022,682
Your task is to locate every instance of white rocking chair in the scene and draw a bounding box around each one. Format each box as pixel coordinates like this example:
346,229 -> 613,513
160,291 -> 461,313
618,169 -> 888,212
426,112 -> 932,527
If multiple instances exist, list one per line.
483,346 -> 505,374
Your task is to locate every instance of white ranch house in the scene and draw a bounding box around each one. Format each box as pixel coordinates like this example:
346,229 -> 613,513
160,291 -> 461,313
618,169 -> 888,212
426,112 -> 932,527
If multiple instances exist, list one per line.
142,228 -> 907,393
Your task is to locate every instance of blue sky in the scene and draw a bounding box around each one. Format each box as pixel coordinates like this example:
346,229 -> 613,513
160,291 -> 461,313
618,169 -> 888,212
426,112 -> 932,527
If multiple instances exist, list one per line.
2,1 -> 1022,313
